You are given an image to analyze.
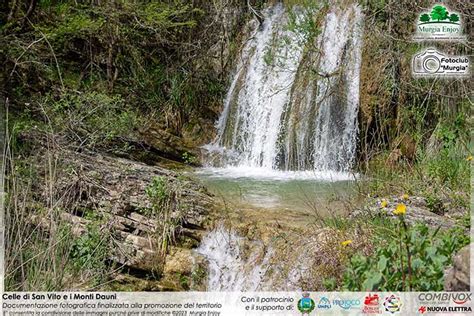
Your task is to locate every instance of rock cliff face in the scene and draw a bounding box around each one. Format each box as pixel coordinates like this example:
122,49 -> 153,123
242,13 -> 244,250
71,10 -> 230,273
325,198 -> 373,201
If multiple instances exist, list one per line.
26,138 -> 214,290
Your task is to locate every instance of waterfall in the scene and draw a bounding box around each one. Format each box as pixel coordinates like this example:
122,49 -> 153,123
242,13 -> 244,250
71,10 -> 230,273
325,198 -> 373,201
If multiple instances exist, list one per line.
195,225 -> 274,291
205,3 -> 364,173
197,3 -> 364,291
195,224 -> 315,291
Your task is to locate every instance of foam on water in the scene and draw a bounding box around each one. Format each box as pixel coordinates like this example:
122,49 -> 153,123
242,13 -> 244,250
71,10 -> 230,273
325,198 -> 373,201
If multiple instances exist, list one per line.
196,166 -> 356,182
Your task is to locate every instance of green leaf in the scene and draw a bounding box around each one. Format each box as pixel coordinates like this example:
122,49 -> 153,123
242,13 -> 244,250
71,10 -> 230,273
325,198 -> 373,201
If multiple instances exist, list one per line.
426,246 -> 436,258
377,256 -> 388,271
362,272 -> 383,290
412,258 -> 424,269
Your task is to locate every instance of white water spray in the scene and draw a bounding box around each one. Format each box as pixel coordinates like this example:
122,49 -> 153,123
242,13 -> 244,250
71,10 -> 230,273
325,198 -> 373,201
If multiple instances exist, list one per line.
206,3 -> 364,173
195,225 -> 273,291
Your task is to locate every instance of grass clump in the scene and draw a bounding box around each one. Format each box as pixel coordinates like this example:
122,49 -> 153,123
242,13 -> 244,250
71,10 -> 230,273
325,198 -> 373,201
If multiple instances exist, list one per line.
4,141 -> 114,291
145,176 -> 186,254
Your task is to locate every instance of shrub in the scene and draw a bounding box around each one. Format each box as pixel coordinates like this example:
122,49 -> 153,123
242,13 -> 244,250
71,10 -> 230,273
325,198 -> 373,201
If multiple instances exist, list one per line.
70,222 -> 109,275
40,91 -> 142,148
342,222 -> 469,291
181,152 -> 198,165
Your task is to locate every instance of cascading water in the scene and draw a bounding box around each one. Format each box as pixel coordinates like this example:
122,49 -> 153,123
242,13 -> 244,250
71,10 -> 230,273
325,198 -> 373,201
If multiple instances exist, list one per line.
195,224 -> 318,291
205,3 -> 363,174
195,225 -> 274,291
212,4 -> 305,170
310,7 -> 363,171
197,3 -> 364,291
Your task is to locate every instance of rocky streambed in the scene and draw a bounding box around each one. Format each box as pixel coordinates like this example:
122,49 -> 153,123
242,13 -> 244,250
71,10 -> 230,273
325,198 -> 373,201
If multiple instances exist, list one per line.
16,140 -> 469,292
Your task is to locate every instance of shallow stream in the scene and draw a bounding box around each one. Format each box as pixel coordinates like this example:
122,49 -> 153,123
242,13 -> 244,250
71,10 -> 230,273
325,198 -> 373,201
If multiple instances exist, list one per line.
195,167 -> 355,213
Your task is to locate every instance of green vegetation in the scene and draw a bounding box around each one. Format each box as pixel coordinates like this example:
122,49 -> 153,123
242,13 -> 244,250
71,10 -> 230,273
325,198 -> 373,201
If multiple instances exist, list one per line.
70,212 -> 110,282
357,95 -> 471,226
1,0 -> 236,155
191,265 -> 207,287
2,0 -> 471,293
181,152 -> 198,165
355,0 -> 471,219
343,219 -> 469,291
42,91 -> 142,148
145,176 -> 186,254
296,0 -> 471,290
2,0 -> 243,292
314,208 -> 470,292
345,29 -> 471,289
4,156 -> 113,290
286,0 -> 326,44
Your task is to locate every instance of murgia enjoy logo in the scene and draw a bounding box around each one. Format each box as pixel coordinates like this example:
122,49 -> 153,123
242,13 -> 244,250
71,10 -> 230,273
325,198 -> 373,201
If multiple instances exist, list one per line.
413,4 -> 465,41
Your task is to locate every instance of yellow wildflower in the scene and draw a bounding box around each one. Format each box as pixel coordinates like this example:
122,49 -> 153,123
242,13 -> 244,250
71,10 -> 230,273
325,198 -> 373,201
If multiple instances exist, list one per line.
393,203 -> 407,216
380,199 -> 388,208
401,193 -> 409,200
341,240 -> 353,247
466,155 -> 473,161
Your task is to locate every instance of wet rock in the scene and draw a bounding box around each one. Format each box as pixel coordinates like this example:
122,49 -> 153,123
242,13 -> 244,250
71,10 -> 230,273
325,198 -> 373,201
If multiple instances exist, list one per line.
139,127 -> 198,164
444,245 -> 470,291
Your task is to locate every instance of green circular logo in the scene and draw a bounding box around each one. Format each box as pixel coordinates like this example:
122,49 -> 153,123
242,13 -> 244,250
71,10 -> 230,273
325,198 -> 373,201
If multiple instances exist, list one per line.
297,293 -> 315,314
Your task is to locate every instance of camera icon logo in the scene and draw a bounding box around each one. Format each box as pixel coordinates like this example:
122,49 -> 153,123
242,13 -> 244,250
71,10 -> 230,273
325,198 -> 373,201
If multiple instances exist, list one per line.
412,48 -> 469,78
412,49 -> 444,74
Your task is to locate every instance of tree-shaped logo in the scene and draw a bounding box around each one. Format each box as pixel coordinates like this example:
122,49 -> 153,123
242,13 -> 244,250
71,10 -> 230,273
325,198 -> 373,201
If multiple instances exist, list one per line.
420,14 -> 430,22
430,5 -> 449,21
449,13 -> 460,23
418,5 -> 461,24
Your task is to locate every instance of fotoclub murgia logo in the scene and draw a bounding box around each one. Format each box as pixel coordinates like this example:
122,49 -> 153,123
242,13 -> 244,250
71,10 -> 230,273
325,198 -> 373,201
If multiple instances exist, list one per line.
413,4 -> 466,41
412,48 -> 469,78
